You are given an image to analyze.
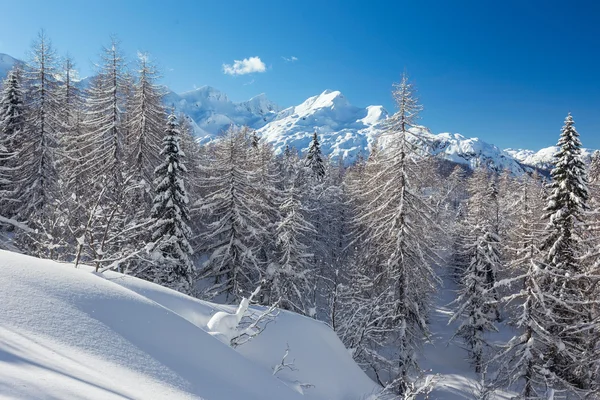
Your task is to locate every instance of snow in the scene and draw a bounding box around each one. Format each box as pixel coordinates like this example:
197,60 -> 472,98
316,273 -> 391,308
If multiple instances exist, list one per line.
1,51 -> 596,173
0,53 -> 22,78
0,250 -> 379,400
505,146 -> 595,170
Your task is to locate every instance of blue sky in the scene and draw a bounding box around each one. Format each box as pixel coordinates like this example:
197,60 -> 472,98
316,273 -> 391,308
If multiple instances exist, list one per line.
1,0 -> 599,150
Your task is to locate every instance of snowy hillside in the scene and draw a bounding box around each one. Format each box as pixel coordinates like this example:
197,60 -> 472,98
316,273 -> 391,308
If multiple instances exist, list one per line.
0,53 -> 22,77
164,86 -> 281,142
0,250 -> 380,400
505,146 -> 596,170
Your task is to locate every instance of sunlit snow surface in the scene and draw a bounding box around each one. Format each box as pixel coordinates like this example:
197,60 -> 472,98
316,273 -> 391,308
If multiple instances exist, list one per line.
0,250 -> 379,399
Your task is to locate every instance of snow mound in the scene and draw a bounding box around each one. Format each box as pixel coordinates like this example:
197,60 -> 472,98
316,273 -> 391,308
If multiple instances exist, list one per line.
0,250 -> 379,400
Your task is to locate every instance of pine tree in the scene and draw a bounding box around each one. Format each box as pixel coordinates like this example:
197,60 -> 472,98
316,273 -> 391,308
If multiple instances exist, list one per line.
148,113 -> 194,293
305,130 -> 325,181
0,66 -> 25,216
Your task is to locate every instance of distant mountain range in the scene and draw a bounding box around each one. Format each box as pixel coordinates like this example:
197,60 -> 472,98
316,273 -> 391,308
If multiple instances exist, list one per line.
1,52 -> 596,174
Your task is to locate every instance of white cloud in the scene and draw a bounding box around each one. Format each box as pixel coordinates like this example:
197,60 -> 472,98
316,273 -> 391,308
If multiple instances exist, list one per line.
223,56 -> 266,75
243,79 -> 255,86
282,56 -> 298,62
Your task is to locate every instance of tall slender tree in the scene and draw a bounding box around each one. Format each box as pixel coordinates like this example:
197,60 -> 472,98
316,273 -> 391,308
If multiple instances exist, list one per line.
0,66 -> 25,216
148,113 -> 194,293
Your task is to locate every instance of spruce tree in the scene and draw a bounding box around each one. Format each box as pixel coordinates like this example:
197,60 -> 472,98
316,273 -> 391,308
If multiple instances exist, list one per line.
503,113 -> 598,397
148,113 -> 194,293
305,131 -> 325,181
0,66 -> 25,216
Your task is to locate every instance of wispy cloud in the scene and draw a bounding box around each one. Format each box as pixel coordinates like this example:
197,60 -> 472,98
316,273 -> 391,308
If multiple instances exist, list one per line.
282,56 -> 298,63
223,56 -> 266,75
243,79 -> 255,86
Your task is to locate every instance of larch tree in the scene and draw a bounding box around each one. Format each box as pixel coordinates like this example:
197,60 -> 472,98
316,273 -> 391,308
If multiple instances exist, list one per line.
127,52 -> 165,192
345,72 -> 439,394
13,32 -> 61,255
266,173 -> 316,315
451,168 -> 501,374
196,126 -> 267,301
148,113 -> 194,293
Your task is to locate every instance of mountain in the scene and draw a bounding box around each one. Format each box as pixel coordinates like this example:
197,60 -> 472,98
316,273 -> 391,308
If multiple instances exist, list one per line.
1,52 -> 596,174
505,146 -> 596,170
0,53 -> 23,77
257,90 -> 387,163
164,86 -> 281,141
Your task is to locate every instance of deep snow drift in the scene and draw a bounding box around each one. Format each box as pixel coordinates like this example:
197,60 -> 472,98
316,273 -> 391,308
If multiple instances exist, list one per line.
0,250 -> 522,399
0,250 -> 379,400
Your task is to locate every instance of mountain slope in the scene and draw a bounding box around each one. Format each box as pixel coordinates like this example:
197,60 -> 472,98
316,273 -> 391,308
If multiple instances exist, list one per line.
0,250 -> 380,400
164,86 -> 281,142
1,52 -> 596,173
0,53 -> 23,77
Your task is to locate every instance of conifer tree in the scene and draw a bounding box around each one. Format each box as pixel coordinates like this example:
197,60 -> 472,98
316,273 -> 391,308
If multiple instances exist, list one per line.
305,130 -> 325,181
196,126 -> 267,301
451,168 -> 501,373
265,175 -> 316,315
538,114 -> 597,393
345,73 -> 438,394
148,113 -> 194,293
79,39 -> 127,192
0,66 -> 25,215
13,32 -> 62,255
127,52 -> 165,190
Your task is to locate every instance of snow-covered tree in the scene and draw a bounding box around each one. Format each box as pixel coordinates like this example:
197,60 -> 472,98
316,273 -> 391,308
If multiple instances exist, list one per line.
496,114 -> 597,398
344,73 -> 439,394
265,176 -> 316,315
537,114 -> 598,393
79,39 -> 127,192
0,66 -> 25,216
451,168 -> 501,373
148,113 -> 194,293
12,32 -> 62,255
127,52 -> 165,190
305,131 -> 325,182
196,126 -> 267,301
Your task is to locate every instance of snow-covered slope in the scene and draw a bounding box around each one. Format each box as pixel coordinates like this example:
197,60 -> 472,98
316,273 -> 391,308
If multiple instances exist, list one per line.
0,53 -> 23,78
257,90 -> 387,163
0,250 -> 379,400
505,146 -> 596,170
165,86 -> 281,142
